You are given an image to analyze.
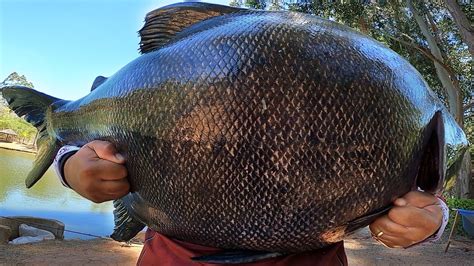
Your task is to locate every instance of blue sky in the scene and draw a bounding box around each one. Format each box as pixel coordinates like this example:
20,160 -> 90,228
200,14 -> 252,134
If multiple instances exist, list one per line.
0,0 -> 229,100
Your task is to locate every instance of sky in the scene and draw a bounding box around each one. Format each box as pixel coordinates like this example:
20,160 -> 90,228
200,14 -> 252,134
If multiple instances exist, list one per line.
0,0 -> 229,100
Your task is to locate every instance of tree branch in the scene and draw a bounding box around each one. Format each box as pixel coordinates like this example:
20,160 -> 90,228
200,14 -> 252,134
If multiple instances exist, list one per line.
378,30 -> 457,78
464,102 -> 474,112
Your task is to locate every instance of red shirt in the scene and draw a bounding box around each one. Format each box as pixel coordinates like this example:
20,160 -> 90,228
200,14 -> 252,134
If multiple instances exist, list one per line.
137,229 -> 347,266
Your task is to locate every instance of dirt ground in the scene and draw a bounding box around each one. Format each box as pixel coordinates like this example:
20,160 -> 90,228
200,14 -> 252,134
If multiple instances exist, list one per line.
344,228 -> 473,265
0,228 -> 472,265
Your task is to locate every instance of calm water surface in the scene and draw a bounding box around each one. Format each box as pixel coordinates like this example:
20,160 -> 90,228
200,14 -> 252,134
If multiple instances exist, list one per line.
0,148 -> 115,239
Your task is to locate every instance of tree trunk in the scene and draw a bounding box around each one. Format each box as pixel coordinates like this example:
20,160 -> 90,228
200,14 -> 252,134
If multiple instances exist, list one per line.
444,0 -> 474,58
408,0 -> 471,198
453,152 -> 473,199
358,16 -> 369,34
408,0 -> 463,126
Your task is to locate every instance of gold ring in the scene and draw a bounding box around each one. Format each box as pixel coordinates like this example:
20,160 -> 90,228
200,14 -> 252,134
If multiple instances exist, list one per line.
376,231 -> 384,237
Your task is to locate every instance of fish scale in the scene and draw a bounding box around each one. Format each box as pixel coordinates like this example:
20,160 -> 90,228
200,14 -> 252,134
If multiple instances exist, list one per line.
0,2 -> 468,261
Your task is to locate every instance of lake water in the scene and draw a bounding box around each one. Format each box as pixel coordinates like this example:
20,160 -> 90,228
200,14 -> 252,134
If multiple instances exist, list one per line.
0,148 -> 115,239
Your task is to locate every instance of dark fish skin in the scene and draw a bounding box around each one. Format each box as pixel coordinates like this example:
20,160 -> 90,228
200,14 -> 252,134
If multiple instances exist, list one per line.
1,3 -> 468,253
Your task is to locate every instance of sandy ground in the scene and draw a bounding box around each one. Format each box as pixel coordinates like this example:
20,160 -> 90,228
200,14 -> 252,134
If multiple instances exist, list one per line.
0,228 -> 472,265
344,228 -> 474,265
0,142 -> 36,153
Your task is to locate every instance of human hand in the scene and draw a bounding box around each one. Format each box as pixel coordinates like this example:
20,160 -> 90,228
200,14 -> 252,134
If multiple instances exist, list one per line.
64,140 -> 129,203
369,191 -> 442,248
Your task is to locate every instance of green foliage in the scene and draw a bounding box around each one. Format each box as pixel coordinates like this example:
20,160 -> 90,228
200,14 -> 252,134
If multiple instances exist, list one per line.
447,198 -> 474,210
0,108 -> 37,142
446,197 -> 474,237
245,0 -> 266,9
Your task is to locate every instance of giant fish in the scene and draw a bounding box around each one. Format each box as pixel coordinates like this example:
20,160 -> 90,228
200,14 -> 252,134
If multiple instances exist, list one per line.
1,2 -> 468,263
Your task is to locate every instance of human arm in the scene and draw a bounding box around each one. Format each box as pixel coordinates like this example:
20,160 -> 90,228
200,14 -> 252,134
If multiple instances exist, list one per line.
53,140 -> 130,203
369,191 -> 448,248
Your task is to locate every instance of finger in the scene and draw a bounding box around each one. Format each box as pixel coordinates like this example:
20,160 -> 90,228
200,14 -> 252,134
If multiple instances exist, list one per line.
397,191 -> 438,209
375,233 -> 413,248
85,140 -> 125,164
370,215 -> 408,236
100,179 -> 130,199
424,203 -> 443,217
94,160 -> 128,181
371,216 -> 424,244
387,206 -> 436,228
374,236 -> 399,248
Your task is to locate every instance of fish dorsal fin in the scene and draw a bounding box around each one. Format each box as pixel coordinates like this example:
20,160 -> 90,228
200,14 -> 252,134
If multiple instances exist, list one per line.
1,86 -> 64,188
139,2 -> 244,54
91,76 -> 108,91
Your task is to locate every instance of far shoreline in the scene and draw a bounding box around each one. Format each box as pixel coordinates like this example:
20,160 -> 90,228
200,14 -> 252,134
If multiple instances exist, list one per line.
0,141 -> 37,154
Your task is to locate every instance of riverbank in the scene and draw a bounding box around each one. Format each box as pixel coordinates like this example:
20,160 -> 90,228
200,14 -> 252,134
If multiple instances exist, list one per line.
1,228 -> 472,265
0,141 -> 36,154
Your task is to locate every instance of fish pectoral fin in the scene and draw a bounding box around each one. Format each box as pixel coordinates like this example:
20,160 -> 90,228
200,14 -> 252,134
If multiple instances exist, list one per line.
345,204 -> 392,233
416,111 -> 445,193
192,250 -> 284,264
139,2 -> 244,53
110,198 -> 145,242
1,85 -> 64,188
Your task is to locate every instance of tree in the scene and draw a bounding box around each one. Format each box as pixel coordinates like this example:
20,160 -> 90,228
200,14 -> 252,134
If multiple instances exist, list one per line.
0,72 -> 35,107
0,72 -> 37,145
444,0 -> 474,58
1,72 -> 35,88
407,0 -> 463,125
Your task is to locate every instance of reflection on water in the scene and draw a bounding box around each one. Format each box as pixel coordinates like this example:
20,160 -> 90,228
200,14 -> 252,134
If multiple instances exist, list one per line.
0,148 -> 114,239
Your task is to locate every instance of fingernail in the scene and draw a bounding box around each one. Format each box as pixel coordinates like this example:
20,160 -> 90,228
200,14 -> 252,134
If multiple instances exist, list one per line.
394,198 -> 407,206
115,153 -> 125,162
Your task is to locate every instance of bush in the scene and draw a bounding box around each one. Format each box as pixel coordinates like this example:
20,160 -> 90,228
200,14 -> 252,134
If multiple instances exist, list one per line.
446,198 -> 474,237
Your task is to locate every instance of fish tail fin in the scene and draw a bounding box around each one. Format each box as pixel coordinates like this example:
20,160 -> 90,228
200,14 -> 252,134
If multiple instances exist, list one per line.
110,198 -> 145,241
1,85 -> 63,188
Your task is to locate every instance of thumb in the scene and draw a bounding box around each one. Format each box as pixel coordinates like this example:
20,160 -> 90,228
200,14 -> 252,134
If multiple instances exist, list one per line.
398,191 -> 438,209
85,140 -> 125,164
